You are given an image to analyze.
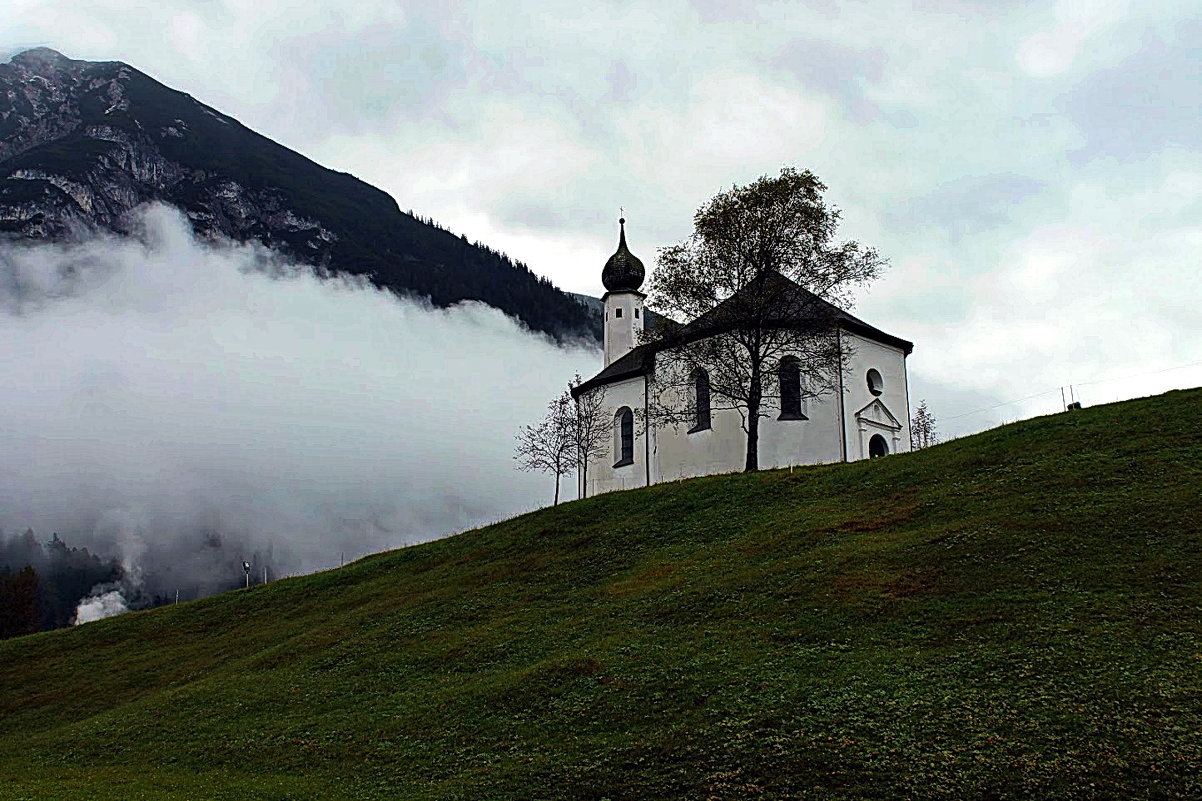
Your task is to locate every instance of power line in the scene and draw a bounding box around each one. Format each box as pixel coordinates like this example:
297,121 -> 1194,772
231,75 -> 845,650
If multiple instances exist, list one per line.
940,359 -> 1202,423
1071,360 -> 1202,389
943,388 -> 1061,421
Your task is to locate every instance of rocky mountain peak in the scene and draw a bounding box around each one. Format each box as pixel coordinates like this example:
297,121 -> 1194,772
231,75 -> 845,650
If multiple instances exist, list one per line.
3,47 -> 106,83
0,48 -> 133,170
0,51 -> 598,341
10,47 -> 75,67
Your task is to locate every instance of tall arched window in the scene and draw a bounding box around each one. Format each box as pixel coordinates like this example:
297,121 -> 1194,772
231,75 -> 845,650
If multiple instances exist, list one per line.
689,369 -> 711,432
778,356 -> 806,420
614,406 -> 634,467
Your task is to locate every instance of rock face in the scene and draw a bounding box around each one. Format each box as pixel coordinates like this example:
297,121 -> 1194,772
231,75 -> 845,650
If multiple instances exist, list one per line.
0,48 -> 596,341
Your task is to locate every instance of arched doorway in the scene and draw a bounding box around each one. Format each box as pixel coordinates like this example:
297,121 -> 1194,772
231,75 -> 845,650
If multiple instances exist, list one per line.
869,434 -> 889,458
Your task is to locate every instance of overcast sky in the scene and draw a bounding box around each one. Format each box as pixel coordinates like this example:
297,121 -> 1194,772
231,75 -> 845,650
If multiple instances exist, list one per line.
4,0 -> 1200,435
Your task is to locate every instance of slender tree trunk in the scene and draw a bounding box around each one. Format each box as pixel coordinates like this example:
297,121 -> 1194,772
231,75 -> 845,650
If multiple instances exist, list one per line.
745,362 -> 762,472
553,473 -> 560,505
745,410 -> 760,471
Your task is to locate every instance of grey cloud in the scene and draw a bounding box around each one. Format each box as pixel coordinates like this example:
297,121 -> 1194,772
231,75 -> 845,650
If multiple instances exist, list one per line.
770,37 -> 886,123
499,200 -> 574,232
268,16 -> 472,134
491,174 -> 677,241
911,0 -> 1039,14
883,109 -> 920,128
604,60 -> 637,104
1059,19 -> 1202,163
883,284 -> 976,326
894,173 -> 1047,245
688,0 -> 837,24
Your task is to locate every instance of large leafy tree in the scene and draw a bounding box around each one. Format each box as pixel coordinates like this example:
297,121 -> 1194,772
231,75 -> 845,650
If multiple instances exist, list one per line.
643,167 -> 886,471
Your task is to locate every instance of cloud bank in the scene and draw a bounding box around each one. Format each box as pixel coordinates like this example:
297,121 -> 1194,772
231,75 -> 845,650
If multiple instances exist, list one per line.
0,205 -> 592,600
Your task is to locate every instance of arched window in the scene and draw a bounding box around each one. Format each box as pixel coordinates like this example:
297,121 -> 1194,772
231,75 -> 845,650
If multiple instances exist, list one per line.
867,369 -> 884,397
869,434 -> 889,458
614,406 -> 634,467
778,356 -> 806,420
689,369 -> 711,433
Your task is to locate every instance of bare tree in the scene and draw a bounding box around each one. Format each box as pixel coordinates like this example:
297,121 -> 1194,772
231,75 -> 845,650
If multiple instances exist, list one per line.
568,374 -> 608,499
514,390 -> 575,505
642,167 -> 887,471
911,400 -> 938,449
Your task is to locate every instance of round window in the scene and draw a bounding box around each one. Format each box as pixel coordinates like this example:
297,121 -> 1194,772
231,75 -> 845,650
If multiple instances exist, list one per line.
867,369 -> 884,396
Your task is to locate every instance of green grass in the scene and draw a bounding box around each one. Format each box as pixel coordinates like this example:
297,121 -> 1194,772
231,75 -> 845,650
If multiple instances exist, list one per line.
2,389 -> 1200,800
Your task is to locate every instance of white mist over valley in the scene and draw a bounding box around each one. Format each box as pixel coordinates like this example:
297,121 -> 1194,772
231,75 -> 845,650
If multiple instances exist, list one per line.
0,204 -> 594,619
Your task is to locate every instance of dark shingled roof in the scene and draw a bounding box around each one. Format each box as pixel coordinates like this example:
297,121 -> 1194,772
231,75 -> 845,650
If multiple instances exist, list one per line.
571,342 -> 655,397
572,272 -> 912,397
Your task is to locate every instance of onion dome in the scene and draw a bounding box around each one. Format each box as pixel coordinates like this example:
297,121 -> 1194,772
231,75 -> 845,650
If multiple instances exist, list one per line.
601,217 -> 645,292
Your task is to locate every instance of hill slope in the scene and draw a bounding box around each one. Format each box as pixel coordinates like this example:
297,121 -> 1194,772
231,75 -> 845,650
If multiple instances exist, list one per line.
1,389 -> 1200,800
0,48 -> 596,342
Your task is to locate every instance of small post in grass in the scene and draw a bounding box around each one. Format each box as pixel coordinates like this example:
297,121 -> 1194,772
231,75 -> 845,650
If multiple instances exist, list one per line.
242,560 -> 251,589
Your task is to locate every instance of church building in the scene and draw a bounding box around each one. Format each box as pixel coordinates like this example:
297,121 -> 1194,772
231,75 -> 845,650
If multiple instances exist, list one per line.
572,220 -> 914,497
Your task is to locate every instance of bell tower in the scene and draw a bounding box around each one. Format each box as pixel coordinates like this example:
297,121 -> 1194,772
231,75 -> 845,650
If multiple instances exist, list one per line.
601,217 -> 645,367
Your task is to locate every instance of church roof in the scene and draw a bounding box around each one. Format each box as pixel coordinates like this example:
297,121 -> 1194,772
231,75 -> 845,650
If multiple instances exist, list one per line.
572,272 -> 912,398
572,342 -> 655,396
600,218 -> 645,293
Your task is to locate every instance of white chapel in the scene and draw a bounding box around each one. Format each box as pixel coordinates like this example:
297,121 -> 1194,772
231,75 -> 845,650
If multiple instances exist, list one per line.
572,219 -> 914,497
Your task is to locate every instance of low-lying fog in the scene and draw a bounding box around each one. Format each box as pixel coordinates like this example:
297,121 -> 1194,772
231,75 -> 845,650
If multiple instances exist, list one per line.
0,204 -> 594,618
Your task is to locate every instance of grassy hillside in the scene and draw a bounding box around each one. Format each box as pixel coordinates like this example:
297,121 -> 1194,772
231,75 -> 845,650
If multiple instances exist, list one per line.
1,390 -> 1200,800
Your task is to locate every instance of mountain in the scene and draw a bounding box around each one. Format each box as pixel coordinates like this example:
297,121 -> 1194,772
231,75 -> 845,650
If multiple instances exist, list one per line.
2,388 -> 1199,799
0,48 -> 597,342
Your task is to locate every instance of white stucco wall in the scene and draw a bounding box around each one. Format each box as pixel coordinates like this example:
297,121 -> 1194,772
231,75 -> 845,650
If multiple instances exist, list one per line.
579,376 -> 649,498
603,290 -> 645,367
650,351 -> 848,478
580,326 -> 911,496
652,404 -> 745,480
756,388 -> 846,468
840,331 -> 910,459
